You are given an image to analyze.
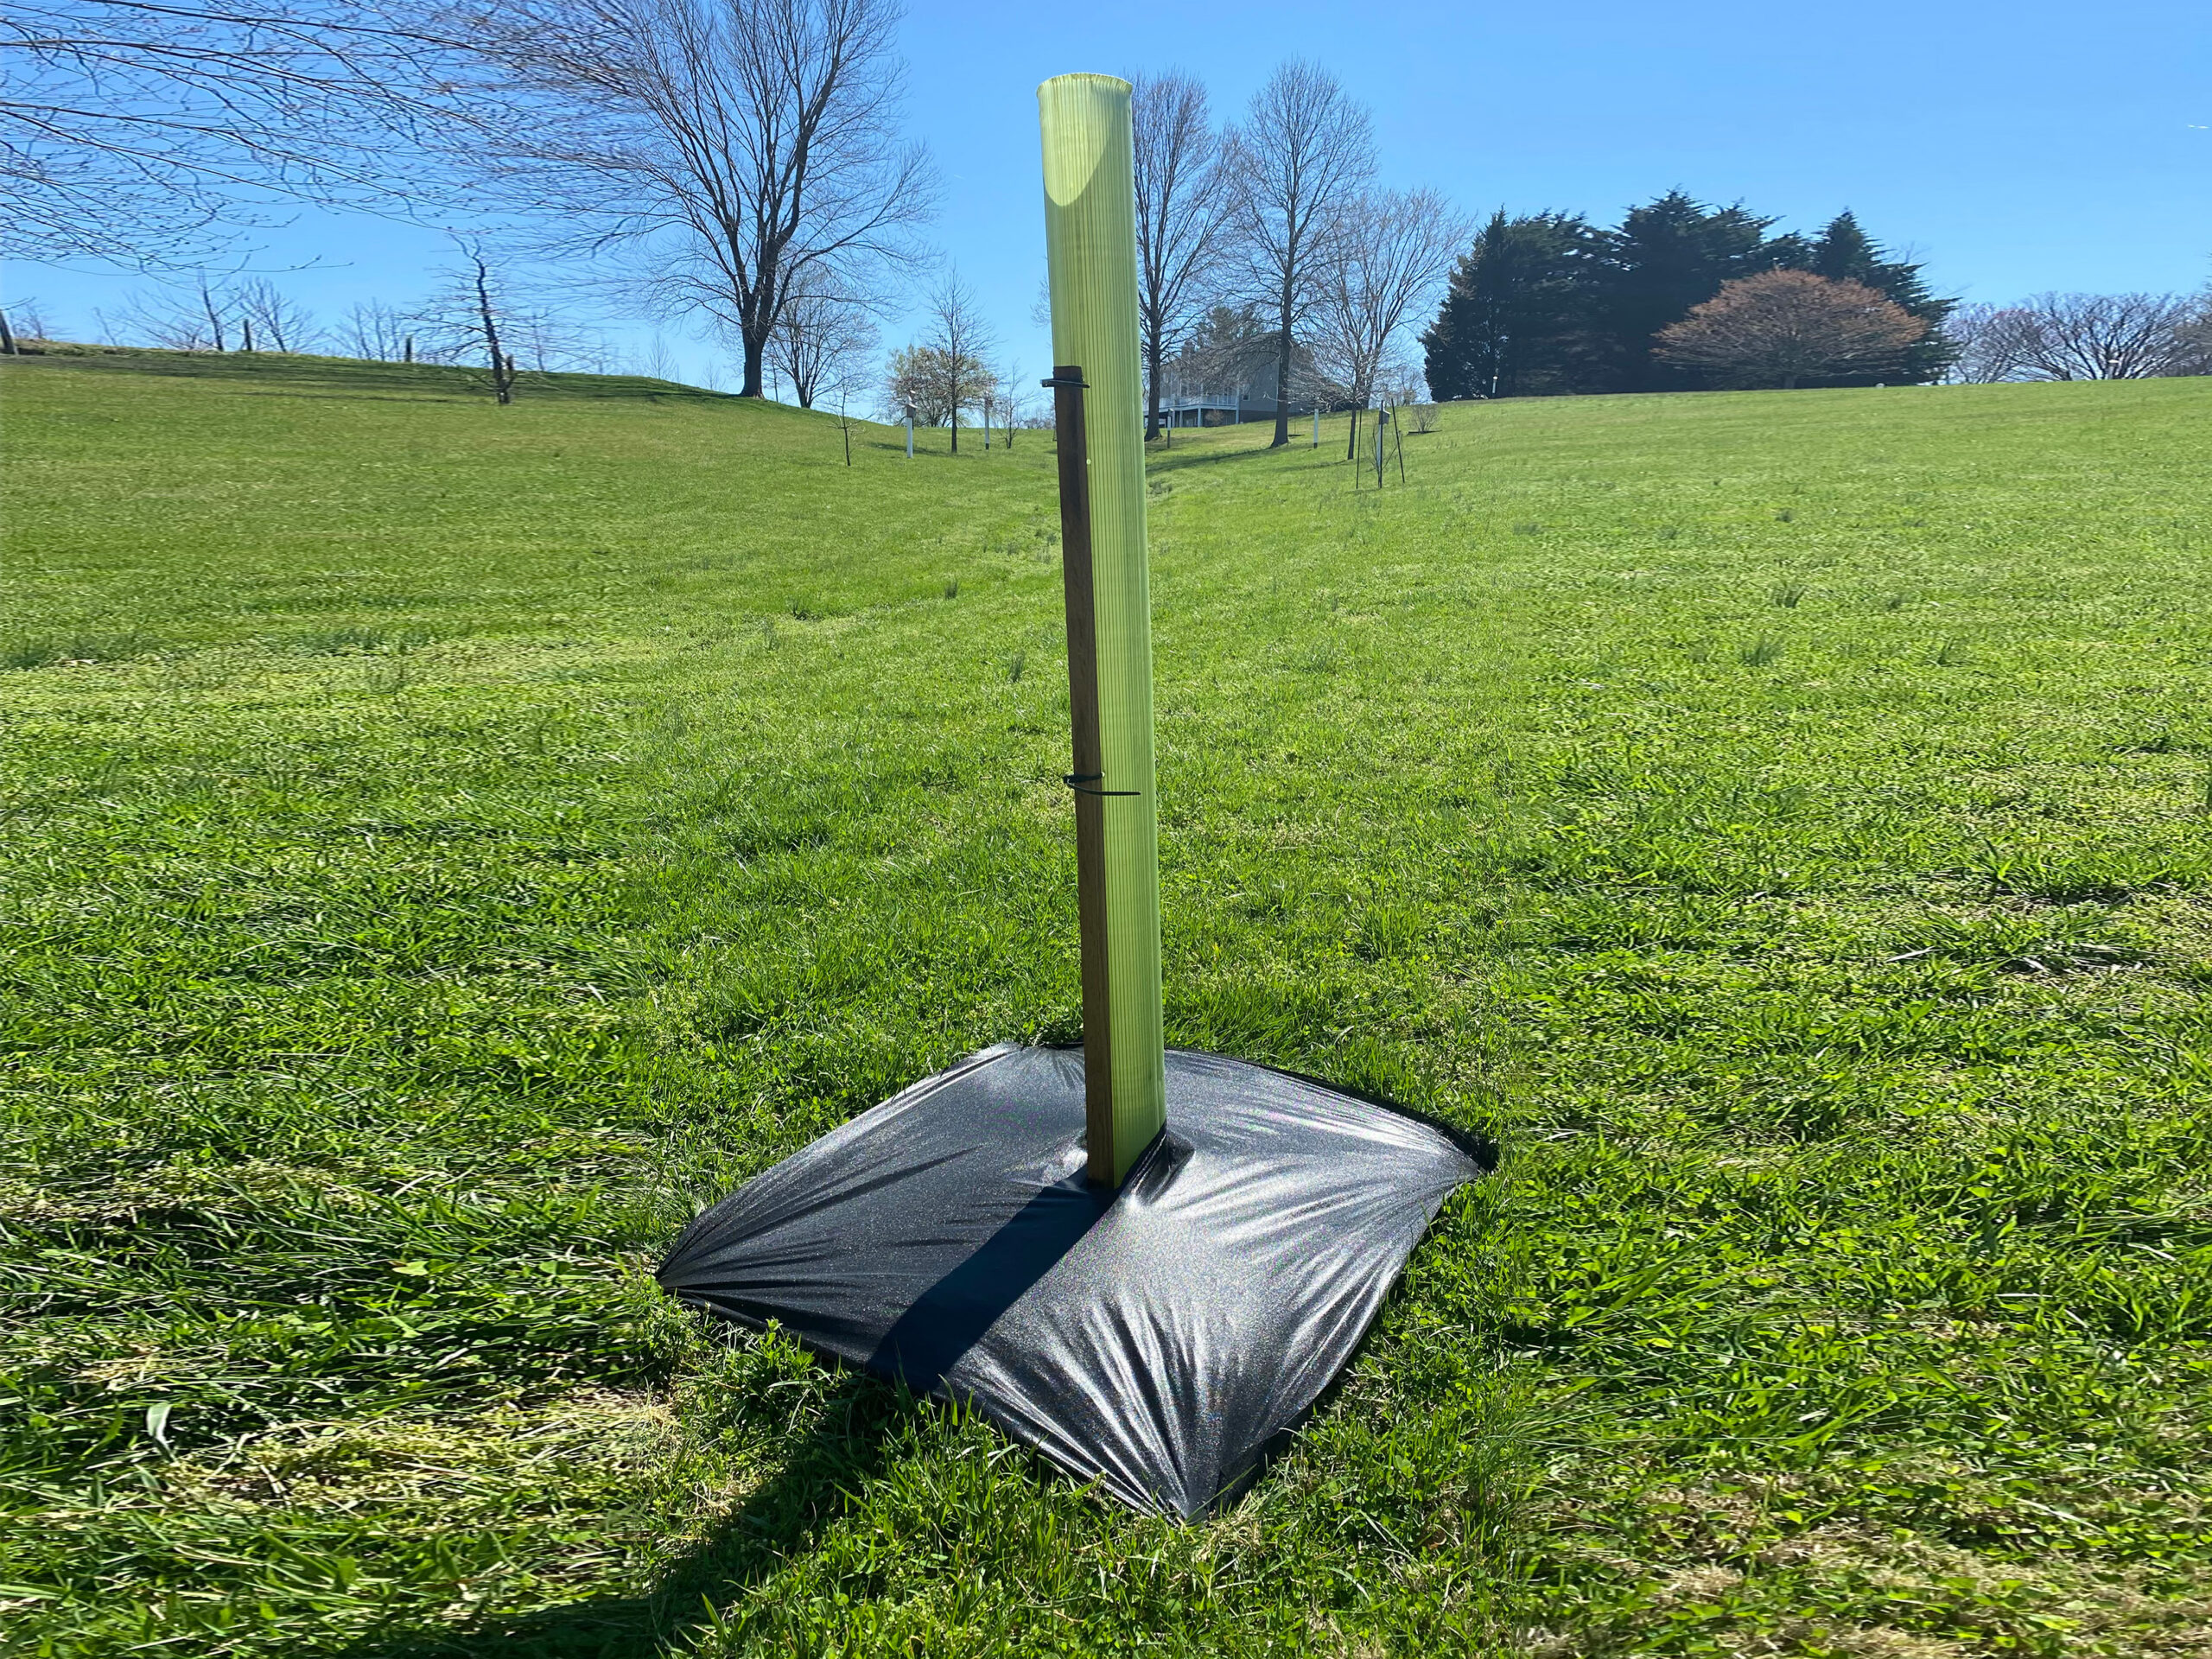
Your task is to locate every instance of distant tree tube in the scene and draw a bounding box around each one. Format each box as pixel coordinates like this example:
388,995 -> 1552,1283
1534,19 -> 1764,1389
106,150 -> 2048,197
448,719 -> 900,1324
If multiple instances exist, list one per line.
1039,73 -> 1166,1185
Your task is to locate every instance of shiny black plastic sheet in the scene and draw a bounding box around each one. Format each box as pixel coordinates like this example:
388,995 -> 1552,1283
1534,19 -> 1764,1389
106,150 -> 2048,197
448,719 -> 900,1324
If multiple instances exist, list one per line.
658,1045 -> 1486,1517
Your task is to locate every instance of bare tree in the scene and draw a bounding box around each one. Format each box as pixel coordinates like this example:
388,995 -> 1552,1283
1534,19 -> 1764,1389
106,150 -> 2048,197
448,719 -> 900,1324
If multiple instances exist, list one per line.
98,283 -> 227,350
467,0 -> 934,398
235,279 -> 320,353
1317,187 -> 1464,456
2170,296 -> 2212,378
0,295 -> 54,349
993,356 -> 1027,446
181,273 -> 239,349
921,270 -> 994,453
1942,302 -> 2041,383
499,305 -> 601,371
1223,61 -> 1374,448
410,242 -> 525,401
767,270 -> 878,408
1997,292 -> 2206,380
1654,270 -> 1926,389
3,0 -> 486,268
343,300 -> 411,360
817,336 -> 875,463
1132,70 -> 1228,442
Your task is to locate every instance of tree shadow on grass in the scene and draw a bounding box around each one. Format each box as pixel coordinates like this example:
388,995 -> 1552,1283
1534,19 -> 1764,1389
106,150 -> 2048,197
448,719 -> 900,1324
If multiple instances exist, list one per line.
1145,432 -> 1295,477
337,1375 -> 899,1659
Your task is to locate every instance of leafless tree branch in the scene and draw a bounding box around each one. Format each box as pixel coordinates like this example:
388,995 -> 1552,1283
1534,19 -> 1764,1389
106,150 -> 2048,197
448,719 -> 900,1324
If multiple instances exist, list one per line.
1222,60 -> 1372,448
766,264 -> 876,407
1992,291 -> 2207,380
1131,69 -> 1228,442
1316,186 -> 1464,454
3,0 -> 492,265
455,0 -> 936,397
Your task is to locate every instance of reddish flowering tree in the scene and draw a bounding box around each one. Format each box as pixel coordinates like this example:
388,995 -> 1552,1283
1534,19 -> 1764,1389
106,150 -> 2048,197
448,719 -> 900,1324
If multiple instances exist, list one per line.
1656,269 -> 1926,389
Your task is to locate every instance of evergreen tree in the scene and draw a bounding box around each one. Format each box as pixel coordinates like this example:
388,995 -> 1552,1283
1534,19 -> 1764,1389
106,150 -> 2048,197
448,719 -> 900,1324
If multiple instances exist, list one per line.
1594,192 -> 1782,391
1420,210 -> 1604,398
1790,212 -> 1955,384
1415,195 -> 1953,397
1805,210 -> 1880,281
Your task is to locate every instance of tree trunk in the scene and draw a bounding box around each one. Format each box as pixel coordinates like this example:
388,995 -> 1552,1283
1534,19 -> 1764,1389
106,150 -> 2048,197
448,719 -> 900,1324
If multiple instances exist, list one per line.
1270,309 -> 1294,448
0,309 -> 14,355
474,264 -> 512,404
1145,333 -> 1162,442
740,331 -> 766,397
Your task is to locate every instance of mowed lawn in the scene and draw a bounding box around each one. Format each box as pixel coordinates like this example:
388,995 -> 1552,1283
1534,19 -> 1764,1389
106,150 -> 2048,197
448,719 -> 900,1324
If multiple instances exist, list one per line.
3,351 -> 2209,1656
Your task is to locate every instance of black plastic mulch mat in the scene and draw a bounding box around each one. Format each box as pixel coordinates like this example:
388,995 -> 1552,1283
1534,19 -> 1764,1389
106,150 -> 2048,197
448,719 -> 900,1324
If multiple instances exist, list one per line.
658,1044 -> 1489,1517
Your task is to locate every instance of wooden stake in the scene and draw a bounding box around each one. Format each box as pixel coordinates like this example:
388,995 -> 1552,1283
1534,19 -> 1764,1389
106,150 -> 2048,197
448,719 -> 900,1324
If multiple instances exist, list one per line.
1047,365 -> 1116,1181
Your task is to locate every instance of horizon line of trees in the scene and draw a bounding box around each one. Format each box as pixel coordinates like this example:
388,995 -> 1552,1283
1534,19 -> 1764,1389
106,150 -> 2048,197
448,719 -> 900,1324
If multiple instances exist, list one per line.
10,0 -> 932,404
0,257 -> 751,398
1421,194 -> 2212,397
12,3 -> 2210,421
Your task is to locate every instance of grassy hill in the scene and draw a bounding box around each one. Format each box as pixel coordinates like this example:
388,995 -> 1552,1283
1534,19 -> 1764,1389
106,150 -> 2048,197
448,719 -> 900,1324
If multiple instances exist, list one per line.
4,350 -> 2210,1656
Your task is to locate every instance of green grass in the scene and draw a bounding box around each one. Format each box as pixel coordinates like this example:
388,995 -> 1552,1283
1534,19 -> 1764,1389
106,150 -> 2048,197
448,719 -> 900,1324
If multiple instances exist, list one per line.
3,351 -> 2210,1656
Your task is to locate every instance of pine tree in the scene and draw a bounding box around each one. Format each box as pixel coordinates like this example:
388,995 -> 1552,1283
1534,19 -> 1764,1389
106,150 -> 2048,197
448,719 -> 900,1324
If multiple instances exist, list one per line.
1420,210 -> 1605,398
1594,192 -> 1782,391
1794,212 -> 1955,384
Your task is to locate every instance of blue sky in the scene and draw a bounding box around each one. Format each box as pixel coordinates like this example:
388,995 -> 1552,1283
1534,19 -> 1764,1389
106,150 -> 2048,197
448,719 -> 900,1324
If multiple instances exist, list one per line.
18,0 -> 2209,391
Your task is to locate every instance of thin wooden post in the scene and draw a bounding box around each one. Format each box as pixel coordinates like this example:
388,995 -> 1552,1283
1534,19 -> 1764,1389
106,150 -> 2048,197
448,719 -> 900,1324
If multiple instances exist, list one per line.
1047,366 -> 1116,1180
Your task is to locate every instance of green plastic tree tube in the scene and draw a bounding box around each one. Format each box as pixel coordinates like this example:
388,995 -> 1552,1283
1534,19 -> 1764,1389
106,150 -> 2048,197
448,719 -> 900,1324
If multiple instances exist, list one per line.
1039,73 -> 1166,1184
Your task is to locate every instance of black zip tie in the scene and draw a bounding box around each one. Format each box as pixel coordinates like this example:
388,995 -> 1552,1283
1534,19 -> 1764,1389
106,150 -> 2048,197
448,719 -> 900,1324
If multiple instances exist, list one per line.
1041,372 -> 1090,389
1064,772 -> 1140,797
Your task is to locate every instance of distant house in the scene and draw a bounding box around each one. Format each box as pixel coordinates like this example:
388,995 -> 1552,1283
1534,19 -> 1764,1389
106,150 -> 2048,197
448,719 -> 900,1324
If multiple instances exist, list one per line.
1155,324 -> 1328,427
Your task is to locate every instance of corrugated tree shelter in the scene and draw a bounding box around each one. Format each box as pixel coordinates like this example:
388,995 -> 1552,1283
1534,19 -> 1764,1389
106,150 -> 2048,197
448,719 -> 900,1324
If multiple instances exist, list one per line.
1039,72 -> 1167,1185
657,73 -> 1487,1521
